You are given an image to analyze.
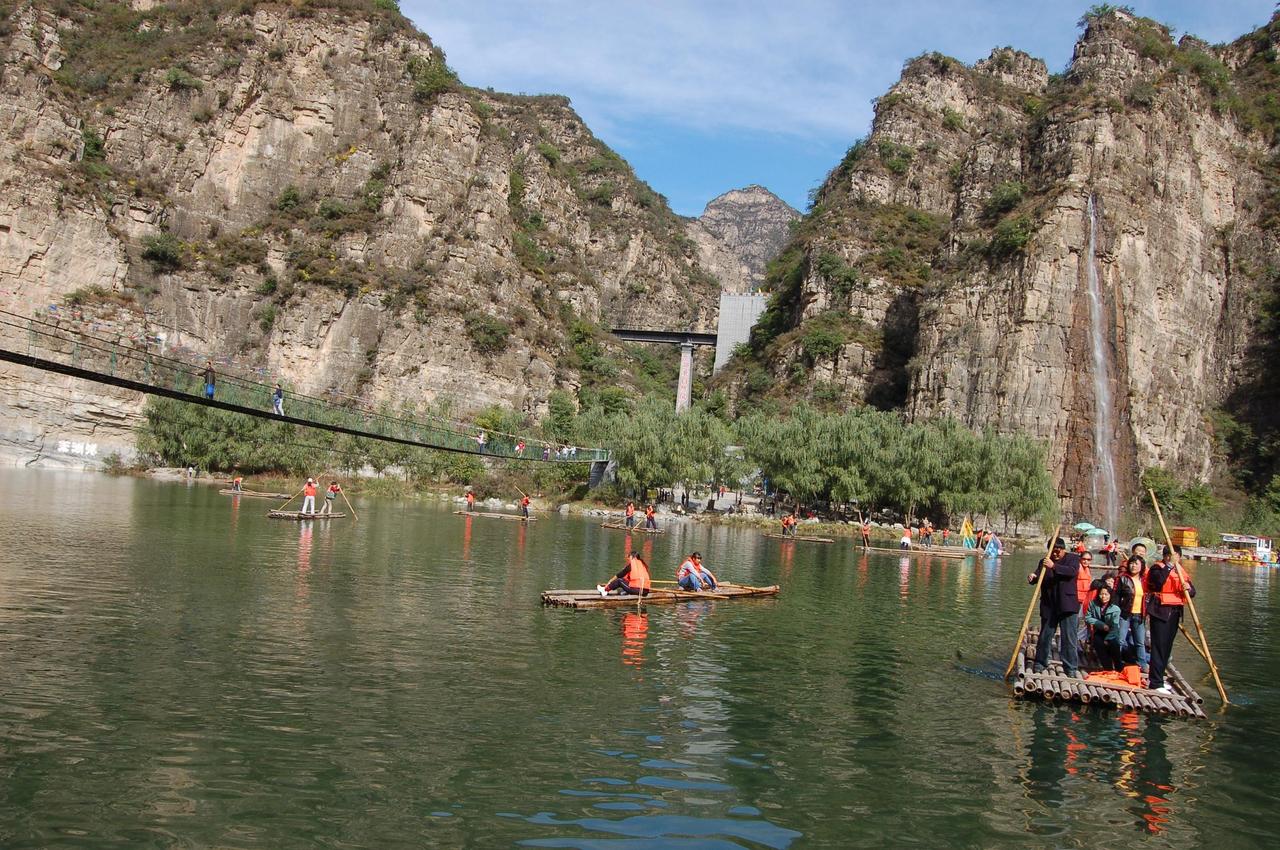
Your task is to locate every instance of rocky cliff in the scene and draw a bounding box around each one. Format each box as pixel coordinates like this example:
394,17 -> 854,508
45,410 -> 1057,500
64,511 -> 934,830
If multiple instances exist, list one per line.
687,185 -> 798,293
0,0 -> 723,466
723,9 -> 1280,522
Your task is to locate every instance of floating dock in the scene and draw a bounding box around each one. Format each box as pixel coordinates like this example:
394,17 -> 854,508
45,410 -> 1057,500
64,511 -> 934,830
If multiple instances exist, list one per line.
861,545 -> 972,559
1012,629 -> 1205,718
454,510 -> 535,522
542,583 -> 780,609
764,532 -> 834,543
220,489 -> 293,499
267,510 -> 347,520
601,522 -> 665,534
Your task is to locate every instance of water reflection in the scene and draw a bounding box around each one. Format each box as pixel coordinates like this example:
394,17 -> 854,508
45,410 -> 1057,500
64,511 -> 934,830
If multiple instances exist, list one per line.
621,612 -> 648,669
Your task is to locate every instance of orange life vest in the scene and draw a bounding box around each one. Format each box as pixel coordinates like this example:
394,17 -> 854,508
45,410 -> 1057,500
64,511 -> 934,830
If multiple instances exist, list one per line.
1155,565 -> 1188,607
521,496 -> 530,507
466,492 -> 475,503
626,504 -> 635,517
1076,563 -> 1092,597
304,483 -> 317,497
646,507 -> 655,519
677,558 -> 696,580
861,523 -> 869,535
233,477 -> 243,485
628,556 -> 651,591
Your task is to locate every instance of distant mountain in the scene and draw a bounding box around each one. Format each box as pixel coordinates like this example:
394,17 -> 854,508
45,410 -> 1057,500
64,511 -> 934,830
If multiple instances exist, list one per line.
687,186 -> 799,293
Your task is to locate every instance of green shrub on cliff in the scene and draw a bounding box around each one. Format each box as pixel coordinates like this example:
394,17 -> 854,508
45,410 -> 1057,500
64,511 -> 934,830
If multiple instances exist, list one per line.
407,51 -> 458,101
988,215 -> 1034,258
464,311 -> 512,354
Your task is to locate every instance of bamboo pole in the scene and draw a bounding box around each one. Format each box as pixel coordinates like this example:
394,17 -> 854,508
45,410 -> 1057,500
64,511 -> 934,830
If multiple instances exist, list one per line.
1149,488 -> 1229,705
275,484 -> 306,512
1179,623 -> 1211,664
338,485 -> 358,522
1005,525 -> 1062,681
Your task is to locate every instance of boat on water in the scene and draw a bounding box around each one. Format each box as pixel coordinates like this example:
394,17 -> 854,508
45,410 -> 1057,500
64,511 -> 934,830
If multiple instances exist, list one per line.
861,545 -> 972,560
1012,628 -> 1205,719
1184,533 -> 1274,566
601,522 -> 664,534
453,510 -> 535,522
542,582 -> 780,609
220,488 -> 293,499
764,532 -> 833,543
267,510 -> 347,520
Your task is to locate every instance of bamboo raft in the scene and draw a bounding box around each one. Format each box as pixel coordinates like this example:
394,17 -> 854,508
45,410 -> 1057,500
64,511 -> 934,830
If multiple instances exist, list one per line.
861,545 -> 973,559
764,532 -> 834,543
542,582 -> 780,609
1012,629 -> 1206,719
601,522 -> 665,534
453,510 -> 535,522
267,510 -> 347,520
220,489 -> 294,499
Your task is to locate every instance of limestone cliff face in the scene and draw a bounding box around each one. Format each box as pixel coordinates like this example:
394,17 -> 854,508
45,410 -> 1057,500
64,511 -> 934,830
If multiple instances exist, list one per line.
0,0 -> 719,466
687,186 -> 798,293
726,10 -> 1280,520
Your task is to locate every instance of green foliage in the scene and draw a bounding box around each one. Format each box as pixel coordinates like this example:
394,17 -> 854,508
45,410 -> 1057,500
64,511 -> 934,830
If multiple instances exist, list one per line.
814,251 -> 861,296
407,51 -> 459,102
798,311 -> 852,364
276,185 -> 303,212
1126,80 -> 1158,107
877,140 -> 914,175
164,67 -> 204,91
257,304 -> 277,333
142,233 -> 185,272
81,128 -> 106,160
535,141 -> 561,165
942,107 -> 964,130
463,311 -> 512,354
988,215 -> 1034,259
1078,4 -> 1135,28
983,181 -> 1025,220
584,182 -> 617,206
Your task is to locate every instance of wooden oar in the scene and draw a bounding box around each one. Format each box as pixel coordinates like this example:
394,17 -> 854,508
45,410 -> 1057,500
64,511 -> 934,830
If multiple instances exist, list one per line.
1149,488 -> 1228,704
1004,524 -> 1061,682
338,485 -> 359,522
1179,623 -> 1211,664
275,485 -> 306,512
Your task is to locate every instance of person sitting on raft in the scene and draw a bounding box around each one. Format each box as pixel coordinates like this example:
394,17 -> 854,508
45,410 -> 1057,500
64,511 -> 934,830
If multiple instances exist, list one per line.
677,552 -> 717,591
598,551 -> 652,597
1085,585 -> 1124,671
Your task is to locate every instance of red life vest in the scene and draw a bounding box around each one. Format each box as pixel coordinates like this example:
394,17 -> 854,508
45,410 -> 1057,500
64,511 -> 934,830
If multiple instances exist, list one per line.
1155,565 -> 1188,607
646,507 -> 655,519
521,496 -> 530,507
628,557 -> 651,591
466,492 -> 475,503
304,483 -> 317,497
677,558 -> 695,580
861,523 -> 869,535
1076,563 -> 1092,597
626,504 -> 635,517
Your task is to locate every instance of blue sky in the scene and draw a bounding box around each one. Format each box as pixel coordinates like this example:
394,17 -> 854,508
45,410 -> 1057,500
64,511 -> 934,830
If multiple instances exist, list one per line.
403,1 -> 1275,217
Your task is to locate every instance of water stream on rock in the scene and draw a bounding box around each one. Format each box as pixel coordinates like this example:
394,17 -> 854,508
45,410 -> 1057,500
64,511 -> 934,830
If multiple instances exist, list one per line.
1085,194 -> 1119,531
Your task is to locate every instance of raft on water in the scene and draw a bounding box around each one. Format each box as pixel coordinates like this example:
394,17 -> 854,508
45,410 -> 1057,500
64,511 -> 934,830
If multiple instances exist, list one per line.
1012,629 -> 1206,719
453,510 -> 535,522
861,545 -> 973,559
542,582 -> 780,609
267,510 -> 347,520
764,532 -> 834,543
601,522 -> 665,534
220,489 -> 294,499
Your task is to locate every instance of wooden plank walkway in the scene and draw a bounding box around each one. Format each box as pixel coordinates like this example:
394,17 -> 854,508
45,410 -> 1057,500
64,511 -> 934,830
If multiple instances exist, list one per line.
267,510 -> 347,520
542,583 -> 779,609
601,522 -> 665,534
1012,629 -> 1205,718
220,489 -> 293,499
764,533 -> 834,543
453,510 -> 535,522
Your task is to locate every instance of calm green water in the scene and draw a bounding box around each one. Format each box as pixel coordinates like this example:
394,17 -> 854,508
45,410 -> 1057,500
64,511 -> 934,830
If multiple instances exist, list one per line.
1,470 -> 1278,849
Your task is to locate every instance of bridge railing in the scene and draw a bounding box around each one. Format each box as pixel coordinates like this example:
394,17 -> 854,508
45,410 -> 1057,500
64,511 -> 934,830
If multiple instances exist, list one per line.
0,309 -> 608,463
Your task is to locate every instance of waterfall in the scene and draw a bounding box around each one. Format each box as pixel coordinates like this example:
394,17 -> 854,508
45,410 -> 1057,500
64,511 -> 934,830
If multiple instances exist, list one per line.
1085,195 -> 1118,531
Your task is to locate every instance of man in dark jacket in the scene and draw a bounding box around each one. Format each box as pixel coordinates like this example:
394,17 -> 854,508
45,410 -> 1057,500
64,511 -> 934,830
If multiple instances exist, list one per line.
1028,537 -> 1083,677
1145,547 -> 1196,693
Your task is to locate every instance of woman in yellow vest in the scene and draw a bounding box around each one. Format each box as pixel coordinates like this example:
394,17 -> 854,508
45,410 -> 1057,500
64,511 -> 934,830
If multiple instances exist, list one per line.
598,551 -> 652,597
1115,555 -> 1148,672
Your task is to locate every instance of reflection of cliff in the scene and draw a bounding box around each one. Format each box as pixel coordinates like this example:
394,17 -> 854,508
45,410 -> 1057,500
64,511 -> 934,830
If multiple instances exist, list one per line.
724,10 -> 1280,518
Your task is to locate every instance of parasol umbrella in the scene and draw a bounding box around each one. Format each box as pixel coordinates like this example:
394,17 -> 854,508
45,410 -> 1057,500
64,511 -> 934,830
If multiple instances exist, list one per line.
1073,521 -> 1096,532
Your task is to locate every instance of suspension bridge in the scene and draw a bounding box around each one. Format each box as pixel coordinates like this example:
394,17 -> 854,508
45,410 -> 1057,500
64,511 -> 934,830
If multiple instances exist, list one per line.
0,308 -> 611,470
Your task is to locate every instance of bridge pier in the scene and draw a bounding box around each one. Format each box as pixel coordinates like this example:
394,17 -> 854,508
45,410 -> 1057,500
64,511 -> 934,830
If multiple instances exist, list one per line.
676,342 -> 693,413
589,459 -> 616,489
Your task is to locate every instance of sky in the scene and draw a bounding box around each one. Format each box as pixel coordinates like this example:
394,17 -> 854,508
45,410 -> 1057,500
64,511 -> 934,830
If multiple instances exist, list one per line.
403,1 -> 1275,217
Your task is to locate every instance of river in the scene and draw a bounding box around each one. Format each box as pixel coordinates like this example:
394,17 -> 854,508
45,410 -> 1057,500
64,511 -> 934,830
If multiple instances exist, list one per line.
1,470 -> 1277,848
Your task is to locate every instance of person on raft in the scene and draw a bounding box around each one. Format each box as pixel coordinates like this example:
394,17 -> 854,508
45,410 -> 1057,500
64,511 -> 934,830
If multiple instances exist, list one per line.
520,494 -> 531,519
598,551 -> 652,597
860,519 -> 871,548
624,501 -> 637,529
677,552 -> 718,592
319,481 -> 341,515
899,526 -> 912,550
1145,546 -> 1196,695
1115,555 -> 1148,672
1028,537 -> 1083,678
781,515 -> 798,537
644,505 -> 657,530
301,478 -> 318,515
465,490 -> 476,512
1085,585 -> 1124,671
230,475 -> 243,493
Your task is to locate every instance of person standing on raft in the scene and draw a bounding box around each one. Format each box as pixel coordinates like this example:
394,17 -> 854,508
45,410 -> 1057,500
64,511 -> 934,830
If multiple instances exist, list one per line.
899,526 -> 912,550
319,481 -> 341,515
301,478 -> 318,515
1028,537 -> 1083,678
598,551 -> 652,597
1145,547 -> 1196,694
781,515 -> 798,537
644,505 -> 657,530
520,494 -> 531,519
860,519 -> 871,548
624,501 -> 637,529
465,490 -> 476,512
677,552 -> 717,591
230,475 -> 243,493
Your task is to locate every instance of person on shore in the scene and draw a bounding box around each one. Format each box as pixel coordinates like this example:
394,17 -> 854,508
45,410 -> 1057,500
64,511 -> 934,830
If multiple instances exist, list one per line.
922,520 -> 934,548
1029,537 -> 1083,677
465,490 -> 476,512
598,551 -> 652,597
645,505 -> 657,530
231,475 -> 243,493
1115,555 -> 1148,672
677,552 -> 717,591
899,526 -> 912,550
203,360 -> 216,400
942,527 -> 951,545
1085,585 -> 1124,671
301,478 -> 317,515
1145,547 -> 1196,694
1103,536 -> 1118,566
860,520 -> 871,548
319,481 -> 341,515
520,494 -> 531,519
